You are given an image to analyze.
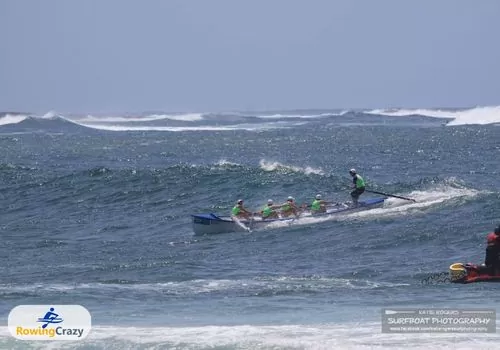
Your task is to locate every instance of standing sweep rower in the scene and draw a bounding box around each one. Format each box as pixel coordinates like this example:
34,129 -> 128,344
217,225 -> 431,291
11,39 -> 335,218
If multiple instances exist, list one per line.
349,168 -> 365,207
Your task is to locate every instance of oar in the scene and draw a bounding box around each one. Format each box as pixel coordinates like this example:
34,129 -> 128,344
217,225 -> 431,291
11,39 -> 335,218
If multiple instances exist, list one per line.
231,215 -> 252,232
365,189 -> 416,202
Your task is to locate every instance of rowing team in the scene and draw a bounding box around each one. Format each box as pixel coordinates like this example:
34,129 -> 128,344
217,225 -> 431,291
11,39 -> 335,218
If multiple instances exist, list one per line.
232,168 -> 366,220
231,194 -> 333,220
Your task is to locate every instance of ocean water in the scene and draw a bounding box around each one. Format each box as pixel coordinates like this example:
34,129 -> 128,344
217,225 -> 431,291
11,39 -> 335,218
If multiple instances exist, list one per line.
0,107 -> 499,349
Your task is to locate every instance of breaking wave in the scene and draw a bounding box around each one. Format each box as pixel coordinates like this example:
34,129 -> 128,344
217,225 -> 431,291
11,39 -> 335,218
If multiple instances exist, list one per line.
259,159 -> 324,175
1,106 -> 499,133
366,105 -> 500,126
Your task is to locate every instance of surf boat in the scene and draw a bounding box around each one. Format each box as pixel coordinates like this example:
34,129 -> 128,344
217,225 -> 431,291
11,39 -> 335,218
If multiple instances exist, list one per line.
191,197 -> 386,235
449,263 -> 500,284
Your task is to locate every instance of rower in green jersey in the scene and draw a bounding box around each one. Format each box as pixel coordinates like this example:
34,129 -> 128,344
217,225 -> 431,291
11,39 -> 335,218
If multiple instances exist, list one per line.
231,199 -> 253,220
349,168 -> 365,207
280,196 -> 300,218
259,199 -> 280,220
310,194 -> 329,214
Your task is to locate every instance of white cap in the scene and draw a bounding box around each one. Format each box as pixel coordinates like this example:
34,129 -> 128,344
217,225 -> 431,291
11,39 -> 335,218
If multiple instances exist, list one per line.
316,194 -> 321,199
349,168 -> 356,174
287,196 -> 294,201
237,199 -> 243,204
267,199 -> 273,204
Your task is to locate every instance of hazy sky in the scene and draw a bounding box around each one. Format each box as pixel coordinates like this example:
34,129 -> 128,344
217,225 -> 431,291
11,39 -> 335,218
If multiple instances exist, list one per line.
1,0 -> 499,113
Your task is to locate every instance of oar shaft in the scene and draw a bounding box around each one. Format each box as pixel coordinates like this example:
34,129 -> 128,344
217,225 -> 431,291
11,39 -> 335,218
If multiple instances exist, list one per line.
365,189 -> 416,202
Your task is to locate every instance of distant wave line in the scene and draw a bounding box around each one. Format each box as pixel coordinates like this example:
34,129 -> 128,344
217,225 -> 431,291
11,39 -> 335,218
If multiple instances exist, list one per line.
365,105 -> 500,126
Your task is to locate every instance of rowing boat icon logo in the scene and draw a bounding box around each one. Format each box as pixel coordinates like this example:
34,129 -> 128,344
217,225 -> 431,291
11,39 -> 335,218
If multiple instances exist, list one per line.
37,307 -> 63,329
9,304 -> 92,340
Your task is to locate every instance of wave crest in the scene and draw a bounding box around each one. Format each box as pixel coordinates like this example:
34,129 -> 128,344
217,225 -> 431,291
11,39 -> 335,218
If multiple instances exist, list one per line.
259,159 -> 324,175
366,106 -> 500,126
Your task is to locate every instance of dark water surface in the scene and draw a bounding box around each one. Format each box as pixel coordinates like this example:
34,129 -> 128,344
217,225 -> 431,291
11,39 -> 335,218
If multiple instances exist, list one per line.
0,111 -> 499,349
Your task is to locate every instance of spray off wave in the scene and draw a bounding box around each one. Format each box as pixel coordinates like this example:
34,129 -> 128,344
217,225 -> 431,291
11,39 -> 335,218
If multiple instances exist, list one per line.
259,159 -> 324,175
1,107 -> 499,133
366,106 -> 500,126
74,113 -> 204,123
0,114 -> 28,126
345,186 -> 484,220
0,111 -> 66,126
262,184 -> 485,231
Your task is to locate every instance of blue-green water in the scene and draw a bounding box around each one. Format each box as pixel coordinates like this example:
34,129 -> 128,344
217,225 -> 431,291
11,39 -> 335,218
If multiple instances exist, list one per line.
0,109 -> 499,349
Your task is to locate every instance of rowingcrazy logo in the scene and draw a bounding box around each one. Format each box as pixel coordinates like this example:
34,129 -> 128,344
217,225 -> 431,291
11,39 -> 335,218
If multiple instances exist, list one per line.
8,305 -> 91,340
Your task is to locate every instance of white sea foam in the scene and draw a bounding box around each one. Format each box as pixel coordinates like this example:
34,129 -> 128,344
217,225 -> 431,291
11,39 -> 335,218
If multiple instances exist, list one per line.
259,159 -> 324,175
78,124 -> 246,131
0,276 -> 406,297
1,323 -> 497,349
74,113 -> 204,123
78,121 -> 305,132
261,184 -> 485,229
257,111 -> 344,119
0,114 -> 28,126
366,106 -> 500,126
0,111 -> 75,126
366,108 -> 456,118
40,111 -> 59,119
343,185 -> 484,221
215,159 -> 241,167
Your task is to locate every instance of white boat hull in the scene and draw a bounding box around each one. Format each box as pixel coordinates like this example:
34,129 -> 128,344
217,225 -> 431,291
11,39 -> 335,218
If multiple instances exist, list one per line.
191,197 -> 386,235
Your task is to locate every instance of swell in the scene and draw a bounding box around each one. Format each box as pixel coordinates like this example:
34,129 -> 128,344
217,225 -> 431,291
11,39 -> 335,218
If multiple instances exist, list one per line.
0,109 -> 463,134
1,107 -> 499,136
0,160 -> 489,216
0,275 -> 410,300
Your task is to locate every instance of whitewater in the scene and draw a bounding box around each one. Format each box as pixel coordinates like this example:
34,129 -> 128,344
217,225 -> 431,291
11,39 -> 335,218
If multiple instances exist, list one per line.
0,108 -> 499,349
1,106 -> 499,133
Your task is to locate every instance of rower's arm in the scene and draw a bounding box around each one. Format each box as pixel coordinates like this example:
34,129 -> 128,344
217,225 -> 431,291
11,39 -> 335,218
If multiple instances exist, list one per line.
242,207 -> 253,214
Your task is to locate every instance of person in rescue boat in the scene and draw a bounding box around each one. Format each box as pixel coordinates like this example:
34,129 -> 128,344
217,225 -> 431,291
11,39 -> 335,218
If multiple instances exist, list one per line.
468,224 -> 500,275
231,199 -> 253,220
483,225 -> 500,274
